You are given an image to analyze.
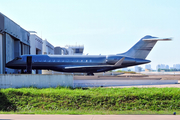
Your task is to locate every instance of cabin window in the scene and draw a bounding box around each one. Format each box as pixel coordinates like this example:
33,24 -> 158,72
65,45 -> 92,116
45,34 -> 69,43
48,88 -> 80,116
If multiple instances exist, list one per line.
39,59 -> 42,62
90,60 -> 92,62
53,60 -> 55,62
57,60 -> 60,62
86,60 -> 88,62
48,59 -> 51,62
43,60 -> 46,62
81,60 -> 83,62
34,59 -> 37,62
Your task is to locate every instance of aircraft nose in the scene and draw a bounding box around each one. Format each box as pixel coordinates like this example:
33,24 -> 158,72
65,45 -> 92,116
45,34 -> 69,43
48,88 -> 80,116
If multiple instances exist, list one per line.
6,61 -> 14,68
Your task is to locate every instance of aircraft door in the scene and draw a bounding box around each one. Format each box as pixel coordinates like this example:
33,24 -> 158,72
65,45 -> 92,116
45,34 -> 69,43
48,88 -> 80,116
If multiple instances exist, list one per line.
26,56 -> 32,74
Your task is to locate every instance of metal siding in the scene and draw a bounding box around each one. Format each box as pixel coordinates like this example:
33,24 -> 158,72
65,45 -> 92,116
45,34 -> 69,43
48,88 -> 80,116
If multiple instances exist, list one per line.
0,34 -> 2,73
0,13 -> 4,32
6,34 -> 14,63
3,15 -> 30,46
14,40 -> 20,57
5,34 -> 15,73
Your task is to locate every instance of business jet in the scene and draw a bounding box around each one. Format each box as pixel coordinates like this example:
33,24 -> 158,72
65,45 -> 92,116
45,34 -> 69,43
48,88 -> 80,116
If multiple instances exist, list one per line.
6,35 -> 171,75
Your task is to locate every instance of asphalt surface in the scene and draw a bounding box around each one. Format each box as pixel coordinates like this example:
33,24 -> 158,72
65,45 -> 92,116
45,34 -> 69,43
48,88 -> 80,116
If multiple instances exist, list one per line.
110,82 -> 180,88
0,115 -> 179,120
74,80 -> 179,88
74,75 -> 180,88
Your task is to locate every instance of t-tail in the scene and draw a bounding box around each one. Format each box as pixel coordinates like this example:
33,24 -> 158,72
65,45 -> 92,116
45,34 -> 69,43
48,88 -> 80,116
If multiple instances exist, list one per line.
117,35 -> 172,59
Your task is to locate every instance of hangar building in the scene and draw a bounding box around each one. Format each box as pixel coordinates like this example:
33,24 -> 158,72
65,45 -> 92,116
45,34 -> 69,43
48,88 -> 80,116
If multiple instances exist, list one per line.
0,13 -> 30,74
43,39 -> 54,55
29,31 -> 43,55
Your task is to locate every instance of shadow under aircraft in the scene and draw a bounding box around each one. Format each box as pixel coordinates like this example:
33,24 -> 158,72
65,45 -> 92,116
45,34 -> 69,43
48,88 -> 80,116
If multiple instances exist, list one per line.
6,35 -> 171,75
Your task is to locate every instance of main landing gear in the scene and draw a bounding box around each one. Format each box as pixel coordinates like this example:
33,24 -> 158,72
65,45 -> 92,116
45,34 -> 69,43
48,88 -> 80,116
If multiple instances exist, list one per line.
87,73 -> 94,76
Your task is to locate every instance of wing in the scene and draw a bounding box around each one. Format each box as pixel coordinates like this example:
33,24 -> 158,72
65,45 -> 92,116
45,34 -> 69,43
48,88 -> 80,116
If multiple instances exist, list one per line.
65,57 -> 125,69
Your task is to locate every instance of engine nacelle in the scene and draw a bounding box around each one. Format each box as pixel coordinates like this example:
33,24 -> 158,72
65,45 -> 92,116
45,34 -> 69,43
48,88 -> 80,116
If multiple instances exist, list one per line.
106,55 -> 124,65
106,55 -> 138,65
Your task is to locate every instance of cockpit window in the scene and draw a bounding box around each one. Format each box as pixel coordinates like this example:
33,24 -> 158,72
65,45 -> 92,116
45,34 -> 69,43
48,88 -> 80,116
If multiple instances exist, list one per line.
14,57 -> 22,60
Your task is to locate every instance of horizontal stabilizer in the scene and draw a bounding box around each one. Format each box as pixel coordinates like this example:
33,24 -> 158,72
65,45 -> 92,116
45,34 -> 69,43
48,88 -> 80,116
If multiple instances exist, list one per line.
142,37 -> 172,41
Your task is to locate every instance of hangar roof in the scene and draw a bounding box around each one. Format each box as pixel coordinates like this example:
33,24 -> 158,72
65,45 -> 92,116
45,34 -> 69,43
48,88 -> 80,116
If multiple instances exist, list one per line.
0,12 -> 30,46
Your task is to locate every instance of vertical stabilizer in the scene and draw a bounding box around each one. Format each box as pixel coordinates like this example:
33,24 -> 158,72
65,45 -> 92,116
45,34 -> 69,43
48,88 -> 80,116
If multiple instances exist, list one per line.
117,35 -> 171,59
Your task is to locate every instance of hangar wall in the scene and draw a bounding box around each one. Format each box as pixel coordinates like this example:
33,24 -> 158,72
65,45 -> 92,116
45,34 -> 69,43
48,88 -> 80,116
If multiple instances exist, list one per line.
0,12 -> 31,74
0,34 -> 2,74
6,34 -> 15,63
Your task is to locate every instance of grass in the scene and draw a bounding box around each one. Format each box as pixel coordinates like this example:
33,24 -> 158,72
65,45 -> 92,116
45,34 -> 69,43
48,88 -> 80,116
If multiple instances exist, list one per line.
0,87 -> 180,114
0,110 -> 179,115
116,70 -> 136,74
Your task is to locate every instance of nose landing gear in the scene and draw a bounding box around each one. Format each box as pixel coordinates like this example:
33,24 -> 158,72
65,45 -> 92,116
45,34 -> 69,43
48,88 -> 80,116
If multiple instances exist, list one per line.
87,73 -> 94,76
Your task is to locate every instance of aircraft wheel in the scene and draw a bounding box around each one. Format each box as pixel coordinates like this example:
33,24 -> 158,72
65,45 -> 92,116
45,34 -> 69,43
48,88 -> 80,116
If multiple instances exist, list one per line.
87,73 -> 94,76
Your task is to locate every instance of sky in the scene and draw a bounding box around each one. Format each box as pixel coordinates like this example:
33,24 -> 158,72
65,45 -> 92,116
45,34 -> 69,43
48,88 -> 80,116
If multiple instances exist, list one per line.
0,0 -> 180,69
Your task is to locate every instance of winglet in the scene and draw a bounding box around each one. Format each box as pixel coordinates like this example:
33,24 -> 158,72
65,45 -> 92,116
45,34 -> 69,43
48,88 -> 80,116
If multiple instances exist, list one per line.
114,57 -> 125,66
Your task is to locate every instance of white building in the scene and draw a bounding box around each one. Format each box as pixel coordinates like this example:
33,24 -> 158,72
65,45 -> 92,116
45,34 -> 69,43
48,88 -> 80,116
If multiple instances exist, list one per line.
43,39 -> 54,55
135,66 -> 142,72
29,32 -> 43,55
173,64 -> 180,69
42,39 -> 54,74
160,64 -> 166,69
55,45 -> 84,55
165,65 -> 169,69
145,64 -> 151,70
66,45 -> 84,55
29,32 -> 43,74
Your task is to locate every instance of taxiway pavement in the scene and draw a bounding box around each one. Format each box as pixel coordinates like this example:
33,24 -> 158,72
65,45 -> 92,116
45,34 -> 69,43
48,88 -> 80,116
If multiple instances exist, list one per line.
0,115 -> 179,120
